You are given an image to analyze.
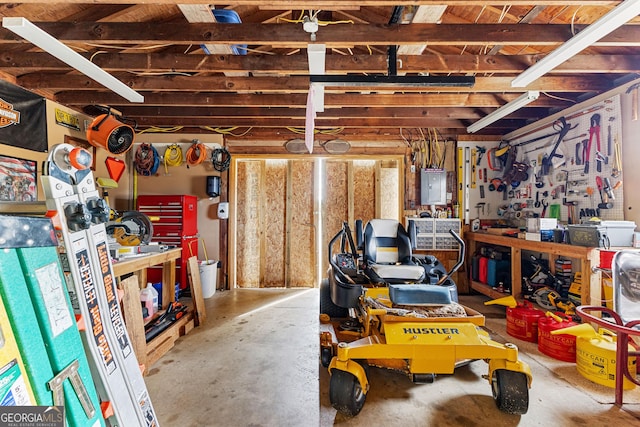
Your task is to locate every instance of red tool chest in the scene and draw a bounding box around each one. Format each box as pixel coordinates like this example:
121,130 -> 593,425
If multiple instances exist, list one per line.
137,195 -> 198,290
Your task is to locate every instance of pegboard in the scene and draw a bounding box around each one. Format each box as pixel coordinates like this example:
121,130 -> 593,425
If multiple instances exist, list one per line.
505,94 -> 624,224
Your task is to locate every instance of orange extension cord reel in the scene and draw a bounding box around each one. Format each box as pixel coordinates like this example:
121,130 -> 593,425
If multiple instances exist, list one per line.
86,113 -> 135,155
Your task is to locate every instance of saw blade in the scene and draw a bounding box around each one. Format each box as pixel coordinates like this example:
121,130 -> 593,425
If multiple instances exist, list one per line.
533,289 -> 556,311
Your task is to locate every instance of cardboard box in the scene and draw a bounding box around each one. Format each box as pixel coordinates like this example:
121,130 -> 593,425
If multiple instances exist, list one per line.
525,232 -> 541,241
527,218 -> 558,232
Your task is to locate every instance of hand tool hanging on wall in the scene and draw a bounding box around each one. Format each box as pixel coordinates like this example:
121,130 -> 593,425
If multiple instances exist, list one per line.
607,117 -> 614,156
595,176 -> 613,209
563,198 -> 578,224
584,113 -> 601,174
476,146 -> 486,165
575,140 -> 584,166
541,117 -> 572,175
471,148 -> 477,189
626,83 -> 639,121
541,199 -> 549,217
594,151 -> 607,172
487,147 -> 503,171
603,177 -> 615,200
611,135 -> 622,178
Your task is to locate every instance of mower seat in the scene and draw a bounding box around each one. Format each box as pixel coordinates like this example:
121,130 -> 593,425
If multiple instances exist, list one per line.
363,219 -> 425,284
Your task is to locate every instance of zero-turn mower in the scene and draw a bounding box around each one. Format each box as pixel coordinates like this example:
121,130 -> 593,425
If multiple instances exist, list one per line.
320,219 -> 532,416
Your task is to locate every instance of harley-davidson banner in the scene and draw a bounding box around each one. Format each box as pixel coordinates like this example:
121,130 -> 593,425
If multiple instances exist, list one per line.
0,80 -> 47,152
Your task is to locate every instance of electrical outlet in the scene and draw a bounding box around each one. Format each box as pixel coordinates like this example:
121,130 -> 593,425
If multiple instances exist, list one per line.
410,165 -> 416,173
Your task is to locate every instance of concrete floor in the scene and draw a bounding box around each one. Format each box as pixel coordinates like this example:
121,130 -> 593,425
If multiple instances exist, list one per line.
145,289 -> 640,427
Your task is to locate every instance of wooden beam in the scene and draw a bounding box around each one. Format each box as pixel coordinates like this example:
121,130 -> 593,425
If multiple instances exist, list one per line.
116,105 -> 558,121
0,1 -> 622,6
2,23 -> 638,47
25,74 -> 612,92
3,52 -> 639,75
130,116 -> 469,128
53,91 -> 563,108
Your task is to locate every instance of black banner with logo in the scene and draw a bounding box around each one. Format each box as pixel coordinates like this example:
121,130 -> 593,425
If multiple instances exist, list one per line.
0,80 -> 47,152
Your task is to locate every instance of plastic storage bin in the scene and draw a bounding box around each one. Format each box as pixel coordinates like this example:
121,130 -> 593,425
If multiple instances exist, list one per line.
600,221 -> 636,247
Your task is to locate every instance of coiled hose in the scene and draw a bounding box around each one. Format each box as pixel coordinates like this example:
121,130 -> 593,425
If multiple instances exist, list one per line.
212,147 -> 231,172
164,143 -> 183,174
186,140 -> 207,167
134,143 -> 160,176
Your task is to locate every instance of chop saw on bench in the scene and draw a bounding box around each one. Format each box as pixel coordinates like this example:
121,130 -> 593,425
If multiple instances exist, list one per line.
96,177 -> 157,256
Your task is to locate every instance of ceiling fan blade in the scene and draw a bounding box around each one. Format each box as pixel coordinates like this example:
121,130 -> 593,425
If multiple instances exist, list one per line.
307,43 -> 326,113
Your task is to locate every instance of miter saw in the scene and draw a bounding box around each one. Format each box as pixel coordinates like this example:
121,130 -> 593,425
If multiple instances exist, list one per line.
106,211 -> 154,247
96,176 -> 154,248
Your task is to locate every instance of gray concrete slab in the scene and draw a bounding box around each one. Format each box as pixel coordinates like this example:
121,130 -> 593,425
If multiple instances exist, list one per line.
145,289 -> 640,426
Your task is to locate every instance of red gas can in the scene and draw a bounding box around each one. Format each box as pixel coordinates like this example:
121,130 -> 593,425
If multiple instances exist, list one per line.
506,300 -> 545,343
538,312 -> 577,362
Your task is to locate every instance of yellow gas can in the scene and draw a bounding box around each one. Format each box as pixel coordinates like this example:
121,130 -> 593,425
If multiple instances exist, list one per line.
553,323 -> 636,390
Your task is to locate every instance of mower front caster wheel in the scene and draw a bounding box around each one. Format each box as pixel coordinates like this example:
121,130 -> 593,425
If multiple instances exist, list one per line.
320,279 -> 349,318
491,369 -> 529,415
329,368 -> 367,417
320,347 -> 333,368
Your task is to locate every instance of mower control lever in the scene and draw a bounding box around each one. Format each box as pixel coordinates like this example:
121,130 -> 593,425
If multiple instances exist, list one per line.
436,230 -> 465,285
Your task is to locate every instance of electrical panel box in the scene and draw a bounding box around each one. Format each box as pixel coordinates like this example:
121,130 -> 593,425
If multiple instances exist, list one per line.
420,169 -> 447,205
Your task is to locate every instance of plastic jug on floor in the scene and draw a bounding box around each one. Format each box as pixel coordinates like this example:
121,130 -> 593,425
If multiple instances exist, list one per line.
141,282 -> 159,321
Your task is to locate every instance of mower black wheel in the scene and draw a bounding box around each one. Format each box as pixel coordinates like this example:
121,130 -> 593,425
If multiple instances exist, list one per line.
491,369 -> 529,415
321,347 -> 333,368
412,373 -> 436,383
330,367 -> 367,417
320,279 -> 349,318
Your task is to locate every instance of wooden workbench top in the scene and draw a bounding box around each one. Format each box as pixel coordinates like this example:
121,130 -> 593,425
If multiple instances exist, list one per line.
112,247 -> 183,277
466,231 -> 594,258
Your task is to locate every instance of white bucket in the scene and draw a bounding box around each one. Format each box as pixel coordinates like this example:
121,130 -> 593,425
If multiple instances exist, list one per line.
199,260 -> 218,298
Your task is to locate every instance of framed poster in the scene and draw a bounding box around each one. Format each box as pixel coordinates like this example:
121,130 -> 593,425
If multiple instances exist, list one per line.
0,155 -> 37,202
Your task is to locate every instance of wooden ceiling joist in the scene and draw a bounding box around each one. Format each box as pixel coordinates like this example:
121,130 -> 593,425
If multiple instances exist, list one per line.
2,23 -> 639,47
3,52 -> 639,75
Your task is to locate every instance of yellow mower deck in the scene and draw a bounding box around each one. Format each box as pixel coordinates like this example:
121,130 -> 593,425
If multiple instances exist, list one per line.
320,288 -> 532,416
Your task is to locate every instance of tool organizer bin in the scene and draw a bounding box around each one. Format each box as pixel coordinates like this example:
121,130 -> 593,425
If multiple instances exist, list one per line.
407,218 -> 461,250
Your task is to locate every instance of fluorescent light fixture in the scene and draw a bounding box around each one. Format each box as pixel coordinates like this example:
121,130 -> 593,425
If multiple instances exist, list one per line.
2,17 -> 144,103
466,91 -> 539,134
512,0 -> 640,87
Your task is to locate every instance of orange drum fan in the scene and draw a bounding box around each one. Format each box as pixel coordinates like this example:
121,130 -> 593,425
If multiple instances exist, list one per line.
86,111 -> 136,155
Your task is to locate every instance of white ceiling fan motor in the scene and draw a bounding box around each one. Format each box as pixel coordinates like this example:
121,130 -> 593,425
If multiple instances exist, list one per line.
303,15 -> 319,40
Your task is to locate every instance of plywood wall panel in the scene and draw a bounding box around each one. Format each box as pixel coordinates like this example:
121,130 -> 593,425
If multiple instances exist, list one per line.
353,160 -> 376,224
379,160 -> 400,220
288,160 -> 315,287
323,161 -> 349,276
263,160 -> 287,287
236,160 -> 261,288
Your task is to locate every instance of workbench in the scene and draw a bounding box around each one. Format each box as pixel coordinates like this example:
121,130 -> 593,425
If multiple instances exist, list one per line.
112,248 -> 194,369
465,232 -> 601,306
112,248 -> 182,310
